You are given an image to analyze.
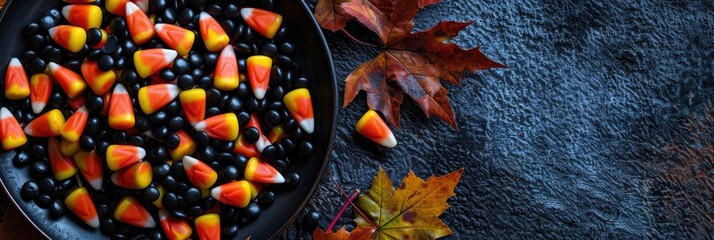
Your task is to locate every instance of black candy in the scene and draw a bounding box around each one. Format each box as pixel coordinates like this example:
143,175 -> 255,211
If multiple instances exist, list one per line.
21,180 -> 40,201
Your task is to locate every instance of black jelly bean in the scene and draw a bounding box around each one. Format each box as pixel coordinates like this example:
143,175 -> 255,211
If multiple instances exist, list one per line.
49,199 -> 64,219
298,141 -> 313,157
285,172 -> 301,187
197,75 -> 212,89
162,192 -> 178,210
223,3 -> 240,18
220,165 -> 238,182
30,144 -> 46,158
127,135 -> 144,146
173,58 -> 189,74
150,0 -> 167,12
201,145 -> 216,160
170,161 -> 185,179
121,69 -> 139,84
274,26 -> 288,43
194,131 -> 209,146
109,18 -> 126,33
279,43 -> 295,56
166,132 -> 180,149
149,230 -> 163,240
142,187 -> 160,202
270,159 -> 288,173
35,195 -> 52,209
101,218 -> 117,235
244,127 -> 260,144
170,210 -> 188,220
28,57 -> 46,74
101,35 -> 119,54
244,202 -> 261,219
29,34 -> 46,50
221,225 -> 238,238
177,74 -> 195,90
13,151 -> 31,168
114,57 -> 127,70
153,163 -> 170,180
220,19 -> 235,34
39,15 -> 56,30
260,43 -> 278,58
160,8 -> 177,24
39,176 -> 55,195
237,112 -> 250,126
206,4 -> 222,17
184,187 -> 201,205
87,28 -> 103,45
154,146 -> 169,160
24,22 -> 39,36
258,191 -> 275,208
21,180 -> 40,201
97,204 -> 110,219
165,100 -> 181,116
203,52 -> 218,67
150,111 -> 168,123
98,55 -> 114,71
168,116 -> 184,131
261,145 -> 277,161
205,107 -> 221,117
294,76 -> 309,88
160,69 -> 176,81
188,205 -> 203,217
188,51 -> 202,67
265,109 -> 281,127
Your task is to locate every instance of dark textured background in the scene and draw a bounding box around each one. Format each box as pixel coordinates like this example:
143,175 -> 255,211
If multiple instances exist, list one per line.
281,0 -> 714,239
2,0 -> 714,239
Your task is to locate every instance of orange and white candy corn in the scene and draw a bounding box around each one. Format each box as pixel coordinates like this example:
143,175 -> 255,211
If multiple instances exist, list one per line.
356,110 -> 396,148
198,12 -> 229,52
210,180 -> 251,208
154,24 -> 195,57
5,58 -> 30,100
65,187 -> 99,228
195,214 -> 220,240
159,209 -> 192,240
233,133 -> 260,158
246,113 -> 271,152
48,137 -> 78,181
194,113 -> 239,141
241,8 -> 283,39
0,108 -> 26,150
126,2 -> 154,45
73,151 -> 104,190
284,88 -> 314,134
133,48 -> 178,78
49,62 -> 87,98
111,161 -> 152,189
247,55 -> 271,100
114,196 -> 156,228
106,144 -> 146,171
105,0 -> 129,16
244,157 -> 284,184
108,83 -> 135,130
179,88 -> 206,127
81,60 -> 116,95
29,73 -> 52,114
48,25 -> 87,53
214,45 -> 239,91
138,84 -> 180,114
61,138 -> 81,156
169,130 -> 196,161
24,109 -> 65,137
183,156 -> 218,190
61,106 -> 88,142
62,4 -> 102,30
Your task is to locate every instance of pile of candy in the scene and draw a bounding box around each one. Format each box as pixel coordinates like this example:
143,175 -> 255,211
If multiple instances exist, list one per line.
4,0 -> 317,239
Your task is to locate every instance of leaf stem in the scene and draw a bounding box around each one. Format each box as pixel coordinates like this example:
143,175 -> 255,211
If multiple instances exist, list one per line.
327,189 -> 360,232
340,29 -> 380,48
327,170 -> 376,227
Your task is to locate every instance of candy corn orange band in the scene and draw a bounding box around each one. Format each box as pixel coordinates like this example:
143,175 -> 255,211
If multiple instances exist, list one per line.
81,60 -> 116,95
114,196 -> 156,228
183,156 -> 218,190
49,62 -> 87,98
195,214 -> 220,240
5,58 -> 30,100
356,109 -> 397,148
30,73 -> 52,114
106,145 -> 146,171
48,137 -> 78,181
214,45 -> 239,91
0,107 -> 27,150
159,209 -> 192,240
126,2 -> 155,45
155,24 -> 195,57
24,109 -> 65,137
241,8 -> 283,39
247,55 -> 272,100
74,151 -> 104,190
61,106 -> 89,142
210,180 -> 251,208
244,157 -> 284,184
284,88 -> 315,134
65,187 -> 99,228
62,4 -> 102,30
111,161 -> 152,189
48,25 -> 87,53
169,130 -> 196,161
67,95 -> 85,111
199,12 -> 229,52
179,88 -> 206,126
105,0 -> 129,16
108,83 -> 135,130
194,113 -> 239,141
233,133 -> 260,158
134,49 -> 178,78
268,125 -> 287,143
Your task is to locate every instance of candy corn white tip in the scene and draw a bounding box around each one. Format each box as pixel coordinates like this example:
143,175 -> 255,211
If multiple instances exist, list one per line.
166,84 -> 180,98
154,23 -> 165,32
300,118 -> 314,134
182,155 -> 200,168
61,5 -> 72,19
255,137 -> 269,152
47,27 -> 59,39
9,58 -> 21,66
125,2 -> 140,15
87,216 -> 100,228
113,83 -> 128,94
162,49 -> 178,64
31,103 -> 45,114
143,130 -> 154,139
253,89 -> 266,100
0,107 -> 12,119
221,45 -> 235,56
210,186 -> 222,200
274,172 -> 285,184
136,147 -> 147,159
382,132 -> 397,148
110,173 -> 119,185
199,12 -> 211,20
194,121 -> 207,131
77,106 -> 88,113
143,217 -> 156,228
88,178 -> 103,190
240,8 -> 254,18
23,126 -> 34,135
48,62 -> 61,72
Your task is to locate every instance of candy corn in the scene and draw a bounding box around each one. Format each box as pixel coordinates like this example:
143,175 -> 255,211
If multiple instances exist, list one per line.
168,130 -> 196,161
232,133 -> 260,158
5,58 -> 30,100
159,209 -> 192,240
195,214 -> 220,240
61,106 -> 88,142
284,88 -> 314,134
210,180 -> 251,208
90,29 -> 108,50
62,4 -> 102,30
214,45 -> 239,91
246,114 -> 271,152
29,74 -> 52,114
247,55 -> 272,100
81,60 -> 116,95
65,187 -> 99,228
152,185 -> 165,208
356,110 -> 396,148
67,95 -> 85,111
111,161 -> 152,189
48,62 -> 87,98
114,196 -> 156,228
248,181 -> 262,200
138,84 -> 180,114
108,83 -> 135,130
241,8 -> 283,39
154,24 -> 195,57
133,49 -> 178,78
198,12 -> 229,52
105,145 -> 146,171
48,25 -> 87,53
126,2 -> 154,45
24,109 -> 65,137
194,113 -> 239,141
0,107 -> 26,150
48,137 -> 78,181
61,138 -> 81,156
73,151 -> 104,190
182,156 -> 218,190
268,125 -> 286,143
244,157 -> 284,184
178,88 -> 206,126
105,0 -> 129,16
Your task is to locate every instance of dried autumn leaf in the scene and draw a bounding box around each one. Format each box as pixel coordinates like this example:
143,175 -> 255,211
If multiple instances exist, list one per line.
341,0 -> 506,128
313,226 -> 376,240
315,0 -> 352,31
353,167 -> 464,239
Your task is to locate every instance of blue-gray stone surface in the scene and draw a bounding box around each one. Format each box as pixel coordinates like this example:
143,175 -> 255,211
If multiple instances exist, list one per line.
283,0 -> 714,239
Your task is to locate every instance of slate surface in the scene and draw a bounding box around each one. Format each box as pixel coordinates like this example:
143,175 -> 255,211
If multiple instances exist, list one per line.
281,0 -> 714,239
1,0 -> 713,239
